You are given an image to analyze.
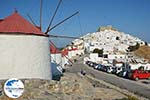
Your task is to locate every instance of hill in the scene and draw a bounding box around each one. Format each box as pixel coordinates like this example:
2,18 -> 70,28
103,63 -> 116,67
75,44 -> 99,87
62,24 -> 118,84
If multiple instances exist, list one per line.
134,46 -> 150,62
72,26 -> 145,54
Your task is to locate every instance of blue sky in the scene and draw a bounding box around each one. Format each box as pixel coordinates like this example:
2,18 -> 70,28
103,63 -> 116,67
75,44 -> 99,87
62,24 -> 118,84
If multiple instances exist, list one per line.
0,0 -> 150,47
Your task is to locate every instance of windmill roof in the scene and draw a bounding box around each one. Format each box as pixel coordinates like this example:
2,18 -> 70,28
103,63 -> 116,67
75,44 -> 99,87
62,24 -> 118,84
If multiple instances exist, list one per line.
0,11 -> 46,36
0,19 -> 3,23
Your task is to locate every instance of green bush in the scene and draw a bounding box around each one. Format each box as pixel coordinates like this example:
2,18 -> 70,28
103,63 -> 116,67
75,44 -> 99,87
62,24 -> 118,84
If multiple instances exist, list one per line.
145,42 -> 148,46
128,43 -> 140,52
115,95 -> 139,100
93,48 -> 103,55
127,95 -> 139,100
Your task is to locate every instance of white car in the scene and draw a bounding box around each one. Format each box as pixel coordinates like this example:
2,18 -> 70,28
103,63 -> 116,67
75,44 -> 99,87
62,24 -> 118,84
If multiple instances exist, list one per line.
107,66 -> 114,73
116,67 -> 123,74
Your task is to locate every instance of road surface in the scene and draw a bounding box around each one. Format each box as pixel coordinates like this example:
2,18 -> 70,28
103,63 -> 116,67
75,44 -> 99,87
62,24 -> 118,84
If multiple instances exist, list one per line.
66,57 -> 150,99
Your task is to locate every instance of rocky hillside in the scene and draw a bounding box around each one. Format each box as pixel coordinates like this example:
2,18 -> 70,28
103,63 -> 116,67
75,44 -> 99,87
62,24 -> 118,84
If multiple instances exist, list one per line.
134,46 -> 150,62
0,73 -> 146,100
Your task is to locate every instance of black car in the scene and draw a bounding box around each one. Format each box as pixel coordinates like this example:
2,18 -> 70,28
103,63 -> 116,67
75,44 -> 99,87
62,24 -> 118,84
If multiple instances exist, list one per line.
91,62 -> 98,68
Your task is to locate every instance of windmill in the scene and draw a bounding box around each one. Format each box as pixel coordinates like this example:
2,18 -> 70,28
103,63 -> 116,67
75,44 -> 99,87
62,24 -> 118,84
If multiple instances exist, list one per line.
0,0 -> 83,80
27,0 -> 83,79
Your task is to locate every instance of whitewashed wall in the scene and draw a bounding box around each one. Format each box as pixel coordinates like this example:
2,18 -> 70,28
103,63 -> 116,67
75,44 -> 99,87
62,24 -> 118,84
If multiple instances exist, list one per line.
0,35 -> 51,80
51,53 -> 62,65
61,56 -> 69,68
68,51 -> 76,58
68,51 -> 73,58
76,50 -> 84,55
129,64 -> 140,70
89,53 -> 98,62
108,54 -> 126,60
139,63 -> 150,70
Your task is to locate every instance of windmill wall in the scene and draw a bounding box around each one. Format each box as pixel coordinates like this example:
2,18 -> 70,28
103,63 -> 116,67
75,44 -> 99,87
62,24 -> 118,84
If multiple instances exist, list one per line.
0,34 -> 51,80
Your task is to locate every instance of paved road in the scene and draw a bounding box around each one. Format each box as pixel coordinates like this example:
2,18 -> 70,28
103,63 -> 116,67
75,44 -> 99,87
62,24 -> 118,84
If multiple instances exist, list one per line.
66,57 -> 150,99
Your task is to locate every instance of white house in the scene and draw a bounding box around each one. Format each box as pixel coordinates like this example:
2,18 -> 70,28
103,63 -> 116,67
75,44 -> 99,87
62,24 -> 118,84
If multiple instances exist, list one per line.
108,54 -> 126,60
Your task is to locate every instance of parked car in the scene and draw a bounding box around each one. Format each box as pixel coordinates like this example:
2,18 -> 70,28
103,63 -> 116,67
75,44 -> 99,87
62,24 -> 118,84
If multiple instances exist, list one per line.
86,61 -> 91,65
111,67 -> 117,74
87,61 -> 97,68
94,64 -> 103,70
129,69 -> 150,81
86,61 -> 93,67
116,67 -> 123,75
89,62 -> 94,67
118,70 -> 129,78
100,65 -> 110,72
106,66 -> 114,73
91,62 -> 98,68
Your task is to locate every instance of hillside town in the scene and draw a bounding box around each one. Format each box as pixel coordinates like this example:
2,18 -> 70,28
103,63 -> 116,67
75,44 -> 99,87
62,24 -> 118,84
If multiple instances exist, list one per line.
0,0 -> 150,100
55,26 -> 150,71
51,25 -> 150,81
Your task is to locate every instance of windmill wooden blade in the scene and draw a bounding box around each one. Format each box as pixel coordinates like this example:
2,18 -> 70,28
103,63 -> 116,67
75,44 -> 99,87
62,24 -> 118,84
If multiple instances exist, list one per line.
40,0 -> 43,31
27,14 -> 37,26
49,34 -> 81,39
45,0 -> 63,34
45,11 -> 79,34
